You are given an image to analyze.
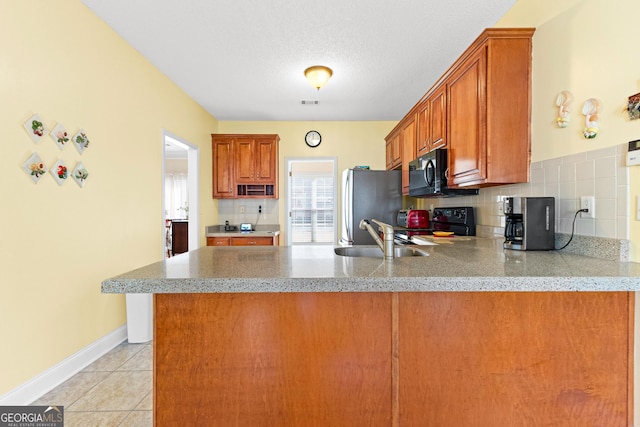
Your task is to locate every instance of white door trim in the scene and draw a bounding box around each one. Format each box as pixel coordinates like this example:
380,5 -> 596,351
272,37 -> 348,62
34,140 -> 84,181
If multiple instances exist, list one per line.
162,129 -> 200,253
284,157 -> 338,246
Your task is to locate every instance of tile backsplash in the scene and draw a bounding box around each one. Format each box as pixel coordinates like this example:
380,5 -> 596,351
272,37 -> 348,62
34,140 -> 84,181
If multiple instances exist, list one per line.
419,144 -> 630,240
218,199 -> 279,227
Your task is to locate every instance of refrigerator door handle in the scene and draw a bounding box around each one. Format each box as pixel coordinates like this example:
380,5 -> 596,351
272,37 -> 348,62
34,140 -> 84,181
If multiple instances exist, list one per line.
344,171 -> 352,242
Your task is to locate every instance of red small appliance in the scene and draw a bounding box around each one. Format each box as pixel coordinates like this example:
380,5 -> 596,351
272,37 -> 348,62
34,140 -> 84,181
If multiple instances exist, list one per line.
396,209 -> 430,229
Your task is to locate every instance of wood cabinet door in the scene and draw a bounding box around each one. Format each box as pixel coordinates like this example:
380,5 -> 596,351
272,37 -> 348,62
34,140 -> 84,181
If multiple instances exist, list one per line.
231,236 -> 274,246
235,138 -> 256,183
385,131 -> 401,170
398,292 -> 632,426
212,138 -> 234,198
429,85 -> 446,150
447,48 -> 487,186
206,236 -> 230,246
154,293 -> 392,426
416,100 -> 430,157
417,85 -> 446,158
255,139 -> 276,183
400,116 -> 416,195
171,222 -> 188,254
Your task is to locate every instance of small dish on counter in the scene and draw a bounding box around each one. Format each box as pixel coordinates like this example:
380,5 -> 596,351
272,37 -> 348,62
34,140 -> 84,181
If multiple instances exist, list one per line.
433,231 -> 454,237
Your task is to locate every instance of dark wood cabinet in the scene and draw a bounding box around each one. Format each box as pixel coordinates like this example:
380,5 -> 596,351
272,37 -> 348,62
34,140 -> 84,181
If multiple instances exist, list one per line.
171,221 -> 188,255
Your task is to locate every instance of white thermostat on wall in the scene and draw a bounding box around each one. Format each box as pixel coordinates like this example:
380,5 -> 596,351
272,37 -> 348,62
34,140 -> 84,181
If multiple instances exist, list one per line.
627,140 -> 640,166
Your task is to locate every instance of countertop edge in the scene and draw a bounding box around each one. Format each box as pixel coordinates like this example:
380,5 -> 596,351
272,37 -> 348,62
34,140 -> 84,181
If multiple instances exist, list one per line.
102,276 -> 640,294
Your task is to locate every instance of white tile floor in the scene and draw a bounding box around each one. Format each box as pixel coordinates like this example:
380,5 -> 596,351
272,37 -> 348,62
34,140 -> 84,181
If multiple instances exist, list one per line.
31,341 -> 152,426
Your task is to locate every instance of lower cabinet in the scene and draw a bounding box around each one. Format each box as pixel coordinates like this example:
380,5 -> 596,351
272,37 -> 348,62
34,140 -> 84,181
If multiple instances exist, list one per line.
398,292 -> 631,426
171,221 -> 188,255
154,291 -> 632,426
206,235 -> 278,246
206,236 -> 230,246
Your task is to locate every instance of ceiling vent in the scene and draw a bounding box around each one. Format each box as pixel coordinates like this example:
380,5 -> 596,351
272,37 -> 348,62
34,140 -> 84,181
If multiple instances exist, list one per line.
300,100 -> 319,105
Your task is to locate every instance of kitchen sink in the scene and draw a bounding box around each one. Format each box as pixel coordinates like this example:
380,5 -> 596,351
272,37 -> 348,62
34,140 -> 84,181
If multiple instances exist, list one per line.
334,246 -> 430,258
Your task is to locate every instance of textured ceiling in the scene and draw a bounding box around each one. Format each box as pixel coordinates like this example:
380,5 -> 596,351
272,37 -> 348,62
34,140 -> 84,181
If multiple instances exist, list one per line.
81,0 -> 516,121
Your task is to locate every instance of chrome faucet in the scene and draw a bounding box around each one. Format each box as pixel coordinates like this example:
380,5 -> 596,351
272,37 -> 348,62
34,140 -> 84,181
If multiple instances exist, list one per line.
359,219 -> 395,260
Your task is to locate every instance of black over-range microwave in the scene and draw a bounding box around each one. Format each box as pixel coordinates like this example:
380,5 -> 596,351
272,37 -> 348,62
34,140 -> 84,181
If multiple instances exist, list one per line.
408,149 -> 479,197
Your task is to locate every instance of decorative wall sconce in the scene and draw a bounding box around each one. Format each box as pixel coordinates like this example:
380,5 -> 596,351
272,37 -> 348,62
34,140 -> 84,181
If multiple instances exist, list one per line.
304,65 -> 333,90
555,91 -> 573,128
626,92 -> 640,120
581,98 -> 600,139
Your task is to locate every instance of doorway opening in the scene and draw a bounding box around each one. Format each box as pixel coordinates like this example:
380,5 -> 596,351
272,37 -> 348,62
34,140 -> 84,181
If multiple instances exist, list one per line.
162,130 -> 199,257
285,157 -> 337,245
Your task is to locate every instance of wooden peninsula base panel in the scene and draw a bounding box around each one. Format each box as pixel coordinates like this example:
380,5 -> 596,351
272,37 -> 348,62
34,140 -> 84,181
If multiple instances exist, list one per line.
153,292 -> 632,426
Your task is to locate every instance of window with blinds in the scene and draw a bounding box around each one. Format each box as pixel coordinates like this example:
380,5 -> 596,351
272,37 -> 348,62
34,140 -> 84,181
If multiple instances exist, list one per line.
289,160 -> 335,244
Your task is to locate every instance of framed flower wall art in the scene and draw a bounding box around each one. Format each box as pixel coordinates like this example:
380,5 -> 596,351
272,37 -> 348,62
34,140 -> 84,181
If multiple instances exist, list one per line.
22,152 -> 47,184
71,161 -> 89,187
23,114 -> 48,144
20,112 -> 94,187
50,159 -> 69,186
49,123 -> 70,150
72,129 -> 90,154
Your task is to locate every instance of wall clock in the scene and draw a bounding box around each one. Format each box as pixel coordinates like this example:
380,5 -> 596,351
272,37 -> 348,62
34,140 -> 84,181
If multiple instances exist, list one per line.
305,130 -> 321,148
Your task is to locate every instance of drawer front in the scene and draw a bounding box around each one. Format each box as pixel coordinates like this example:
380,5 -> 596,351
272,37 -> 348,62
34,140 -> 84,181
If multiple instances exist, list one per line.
231,236 -> 273,246
207,237 -> 231,246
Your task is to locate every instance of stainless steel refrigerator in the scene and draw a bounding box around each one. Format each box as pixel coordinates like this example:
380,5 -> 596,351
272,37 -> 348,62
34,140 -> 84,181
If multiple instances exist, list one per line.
340,168 -> 402,245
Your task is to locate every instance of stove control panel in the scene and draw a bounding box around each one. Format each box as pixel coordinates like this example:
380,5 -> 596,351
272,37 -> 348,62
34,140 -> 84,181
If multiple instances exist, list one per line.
431,207 -> 475,235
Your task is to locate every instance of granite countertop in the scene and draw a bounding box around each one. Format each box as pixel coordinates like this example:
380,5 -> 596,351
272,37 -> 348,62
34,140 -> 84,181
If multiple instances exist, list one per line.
206,224 -> 280,238
102,237 -> 640,294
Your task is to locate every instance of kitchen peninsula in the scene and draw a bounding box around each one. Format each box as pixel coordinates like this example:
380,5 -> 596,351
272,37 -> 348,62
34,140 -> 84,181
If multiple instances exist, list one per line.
103,239 -> 640,426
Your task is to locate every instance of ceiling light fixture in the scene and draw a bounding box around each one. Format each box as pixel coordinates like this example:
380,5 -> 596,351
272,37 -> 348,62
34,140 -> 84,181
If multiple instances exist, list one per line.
304,65 -> 333,90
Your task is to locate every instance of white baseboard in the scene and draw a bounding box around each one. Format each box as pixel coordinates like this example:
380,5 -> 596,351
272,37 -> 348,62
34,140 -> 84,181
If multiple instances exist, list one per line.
0,325 -> 127,405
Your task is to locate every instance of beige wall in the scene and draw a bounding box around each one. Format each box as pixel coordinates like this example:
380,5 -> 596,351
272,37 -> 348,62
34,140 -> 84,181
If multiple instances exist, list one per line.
498,0 -> 640,261
0,1 -> 218,394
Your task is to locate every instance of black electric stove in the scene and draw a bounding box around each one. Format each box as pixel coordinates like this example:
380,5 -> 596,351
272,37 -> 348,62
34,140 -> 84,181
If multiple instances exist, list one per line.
394,207 -> 475,244
431,207 -> 475,236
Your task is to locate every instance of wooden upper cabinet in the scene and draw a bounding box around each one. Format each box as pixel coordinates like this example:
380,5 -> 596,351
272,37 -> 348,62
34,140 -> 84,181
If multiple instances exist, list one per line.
416,85 -> 447,157
385,28 -> 534,190
385,130 -> 401,170
400,115 -> 416,195
212,134 -> 279,199
235,138 -> 255,183
447,29 -> 534,187
447,48 -> 486,187
428,86 -> 446,151
255,139 -> 277,183
235,137 -> 277,184
416,101 -> 430,156
212,137 -> 235,198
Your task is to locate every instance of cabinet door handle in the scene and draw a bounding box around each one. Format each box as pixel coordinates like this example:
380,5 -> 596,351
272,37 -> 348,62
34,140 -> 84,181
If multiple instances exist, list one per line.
249,241 -> 256,245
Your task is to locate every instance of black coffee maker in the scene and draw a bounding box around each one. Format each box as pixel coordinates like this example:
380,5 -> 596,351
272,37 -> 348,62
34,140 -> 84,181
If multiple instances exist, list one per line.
503,197 -> 555,251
